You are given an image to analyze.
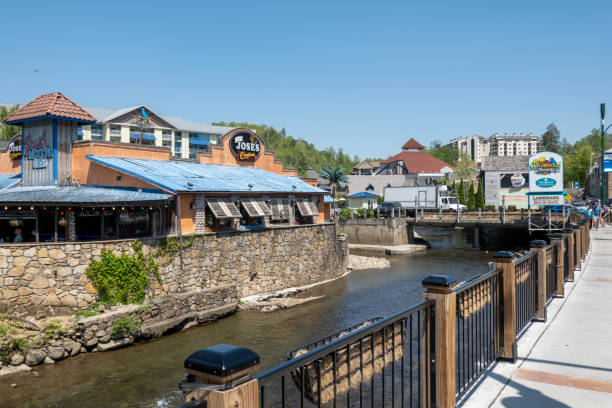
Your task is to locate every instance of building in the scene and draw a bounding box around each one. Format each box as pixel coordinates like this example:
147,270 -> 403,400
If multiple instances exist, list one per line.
2,102 -> 236,160
586,148 -> 612,201
481,155 -> 530,209
376,138 -> 454,176
0,92 -> 326,243
346,191 -> 379,210
351,160 -> 380,175
448,133 -> 539,162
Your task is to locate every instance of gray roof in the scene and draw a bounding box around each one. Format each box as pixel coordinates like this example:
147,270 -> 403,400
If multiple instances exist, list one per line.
87,156 -> 326,194
347,175 -> 413,196
0,185 -> 171,205
480,155 -> 529,171
82,105 -> 235,135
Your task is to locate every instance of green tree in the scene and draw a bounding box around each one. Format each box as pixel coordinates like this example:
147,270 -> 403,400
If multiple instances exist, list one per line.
427,140 -> 457,166
453,155 -> 477,180
476,177 -> 484,209
467,181 -> 476,210
564,144 -> 593,188
319,166 -> 348,217
458,179 -> 466,205
0,105 -> 20,140
540,123 -> 561,152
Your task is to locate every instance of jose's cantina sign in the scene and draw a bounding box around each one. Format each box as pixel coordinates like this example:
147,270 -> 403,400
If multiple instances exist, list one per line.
229,132 -> 261,162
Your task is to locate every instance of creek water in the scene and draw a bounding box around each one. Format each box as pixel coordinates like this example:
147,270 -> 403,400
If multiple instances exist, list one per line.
1,228 -> 492,408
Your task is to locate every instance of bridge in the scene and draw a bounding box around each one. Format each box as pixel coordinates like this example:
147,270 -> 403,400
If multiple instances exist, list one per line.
173,215 -> 601,408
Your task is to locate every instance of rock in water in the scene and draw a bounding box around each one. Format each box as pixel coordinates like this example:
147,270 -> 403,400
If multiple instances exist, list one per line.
47,346 -> 65,361
25,350 -> 46,367
10,353 -> 24,366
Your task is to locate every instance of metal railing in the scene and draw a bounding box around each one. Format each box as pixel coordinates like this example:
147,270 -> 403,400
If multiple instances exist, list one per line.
453,264 -> 504,399
545,243 -> 557,302
254,301 -> 435,408
514,252 -> 538,335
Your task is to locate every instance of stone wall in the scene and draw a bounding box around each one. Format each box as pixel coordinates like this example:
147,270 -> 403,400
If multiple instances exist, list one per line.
338,218 -> 409,246
0,223 -> 347,316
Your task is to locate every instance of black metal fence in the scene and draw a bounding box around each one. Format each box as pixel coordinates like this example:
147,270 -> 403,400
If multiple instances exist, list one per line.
453,264 -> 503,399
254,301 -> 435,408
545,243 -> 557,302
514,253 -> 538,335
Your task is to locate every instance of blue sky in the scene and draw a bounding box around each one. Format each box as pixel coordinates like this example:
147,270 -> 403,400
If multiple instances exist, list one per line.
1,1 -> 611,159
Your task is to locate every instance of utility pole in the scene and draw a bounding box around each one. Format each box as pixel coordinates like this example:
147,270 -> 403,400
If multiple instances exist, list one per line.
601,104 -> 607,202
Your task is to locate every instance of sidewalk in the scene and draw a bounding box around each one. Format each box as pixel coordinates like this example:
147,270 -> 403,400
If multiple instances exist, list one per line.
461,226 -> 612,408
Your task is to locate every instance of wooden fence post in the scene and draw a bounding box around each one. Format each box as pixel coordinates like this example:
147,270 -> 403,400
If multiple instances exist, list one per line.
550,233 -> 564,297
572,223 -> 581,271
182,344 -> 260,408
564,226 -> 575,281
494,251 -> 517,362
422,275 -> 459,408
530,240 -> 547,322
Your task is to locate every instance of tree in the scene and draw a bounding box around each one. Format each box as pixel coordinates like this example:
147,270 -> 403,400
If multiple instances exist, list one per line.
320,166 -> 348,218
458,179 -> 466,205
467,181 -> 475,210
427,140 -> 457,166
453,155 -> 477,180
564,144 -> 592,188
0,105 -> 20,140
476,177 -> 484,209
540,123 -> 561,153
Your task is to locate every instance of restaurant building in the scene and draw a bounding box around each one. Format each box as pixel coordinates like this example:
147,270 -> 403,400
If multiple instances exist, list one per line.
0,92 -> 325,243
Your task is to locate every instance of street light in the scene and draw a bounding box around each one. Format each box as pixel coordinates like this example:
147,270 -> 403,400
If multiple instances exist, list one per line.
600,104 -> 609,202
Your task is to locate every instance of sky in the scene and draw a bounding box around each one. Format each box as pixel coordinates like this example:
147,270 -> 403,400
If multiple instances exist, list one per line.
2,0 -> 612,159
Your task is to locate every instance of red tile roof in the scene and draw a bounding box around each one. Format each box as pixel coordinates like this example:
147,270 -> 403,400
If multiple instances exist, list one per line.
402,138 -> 424,150
381,151 -> 455,173
3,92 -> 97,124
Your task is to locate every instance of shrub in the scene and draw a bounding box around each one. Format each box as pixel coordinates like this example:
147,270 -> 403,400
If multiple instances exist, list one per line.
339,208 -> 350,220
75,308 -> 98,318
112,316 -> 141,337
366,209 -> 375,218
507,205 -> 517,212
43,320 -> 65,340
86,241 -> 162,305
484,205 -> 496,211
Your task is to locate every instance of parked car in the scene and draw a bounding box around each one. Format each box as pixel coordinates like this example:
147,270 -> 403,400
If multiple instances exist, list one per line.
377,201 -> 402,218
540,204 -> 573,214
573,200 -> 589,211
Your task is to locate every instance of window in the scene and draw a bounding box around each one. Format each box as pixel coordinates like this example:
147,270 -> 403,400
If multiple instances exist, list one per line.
109,126 -> 121,142
174,131 -> 183,157
162,130 -> 172,147
91,124 -> 103,140
130,127 -> 155,145
189,133 -> 210,158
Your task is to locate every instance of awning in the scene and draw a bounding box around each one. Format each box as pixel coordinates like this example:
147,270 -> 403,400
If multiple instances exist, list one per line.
206,198 -> 242,219
270,198 -> 291,221
296,198 -> 319,217
130,133 -> 156,141
189,139 -> 209,146
241,198 -> 272,217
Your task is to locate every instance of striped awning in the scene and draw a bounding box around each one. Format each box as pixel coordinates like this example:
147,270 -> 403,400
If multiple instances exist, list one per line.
206,198 -> 242,219
296,198 -> 319,217
241,198 -> 272,217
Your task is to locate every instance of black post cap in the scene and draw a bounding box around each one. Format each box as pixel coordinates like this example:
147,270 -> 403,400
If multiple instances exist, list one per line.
550,233 -> 563,239
185,344 -> 260,377
530,239 -> 547,247
571,223 -> 580,230
563,227 -> 573,232
422,275 -> 457,287
493,251 -> 515,259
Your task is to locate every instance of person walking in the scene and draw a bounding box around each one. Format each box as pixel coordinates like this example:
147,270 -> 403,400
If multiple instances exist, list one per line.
592,201 -> 602,230
601,205 -> 608,228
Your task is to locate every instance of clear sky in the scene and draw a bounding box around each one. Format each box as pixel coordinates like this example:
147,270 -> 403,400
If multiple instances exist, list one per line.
2,0 -> 611,159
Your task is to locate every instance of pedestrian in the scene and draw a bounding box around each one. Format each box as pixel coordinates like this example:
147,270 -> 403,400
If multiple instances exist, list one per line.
13,228 -> 23,243
593,201 -> 602,230
601,205 -> 608,228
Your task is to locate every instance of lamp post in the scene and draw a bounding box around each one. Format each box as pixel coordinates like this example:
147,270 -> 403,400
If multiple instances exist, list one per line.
601,104 -> 607,202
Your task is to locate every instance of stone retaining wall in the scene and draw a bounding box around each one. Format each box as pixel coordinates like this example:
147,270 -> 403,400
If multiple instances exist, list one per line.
0,223 -> 347,316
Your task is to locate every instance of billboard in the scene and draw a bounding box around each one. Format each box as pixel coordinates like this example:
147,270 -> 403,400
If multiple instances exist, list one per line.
604,152 -> 612,173
528,152 -> 564,207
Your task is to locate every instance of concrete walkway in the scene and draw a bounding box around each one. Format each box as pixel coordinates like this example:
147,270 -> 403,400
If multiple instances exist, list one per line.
462,225 -> 612,408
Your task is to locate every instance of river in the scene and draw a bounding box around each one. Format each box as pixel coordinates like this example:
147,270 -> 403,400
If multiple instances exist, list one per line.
1,228 -> 492,408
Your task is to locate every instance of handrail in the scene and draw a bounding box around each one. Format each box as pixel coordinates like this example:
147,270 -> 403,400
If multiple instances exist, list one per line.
254,299 -> 434,384
452,267 -> 502,294
513,252 -> 535,265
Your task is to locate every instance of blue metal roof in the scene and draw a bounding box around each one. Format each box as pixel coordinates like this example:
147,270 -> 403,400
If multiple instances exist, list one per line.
0,174 -> 20,190
87,156 -> 326,194
347,191 -> 380,199
324,195 -> 337,203
0,185 -> 171,205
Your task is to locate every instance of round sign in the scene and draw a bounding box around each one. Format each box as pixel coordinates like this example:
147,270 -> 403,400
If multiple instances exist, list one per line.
565,194 -> 571,201
229,132 -> 262,162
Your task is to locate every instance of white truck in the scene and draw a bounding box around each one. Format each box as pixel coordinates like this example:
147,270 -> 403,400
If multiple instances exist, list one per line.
383,185 -> 466,211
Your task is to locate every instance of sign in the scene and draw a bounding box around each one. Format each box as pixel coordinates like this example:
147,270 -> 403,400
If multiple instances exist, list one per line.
604,152 -> 612,173
528,152 -> 563,194
510,173 -> 525,188
565,194 -> 572,201
25,129 -> 52,169
7,134 -> 21,161
229,132 -> 262,162
530,194 -> 564,206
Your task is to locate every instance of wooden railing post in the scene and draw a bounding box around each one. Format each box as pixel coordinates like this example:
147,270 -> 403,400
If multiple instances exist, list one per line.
494,251 -> 517,362
572,223 -> 581,271
422,275 -> 459,408
530,240 -> 547,322
182,344 -> 260,408
550,233 -> 564,297
564,226 -> 575,281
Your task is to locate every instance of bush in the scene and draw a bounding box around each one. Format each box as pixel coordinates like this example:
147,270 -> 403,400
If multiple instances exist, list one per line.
43,320 -> 65,340
507,205 -> 517,211
366,209 -> 375,218
339,208 -> 350,220
86,241 -> 161,305
112,316 -> 141,337
484,205 -> 496,211
355,208 -> 365,218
